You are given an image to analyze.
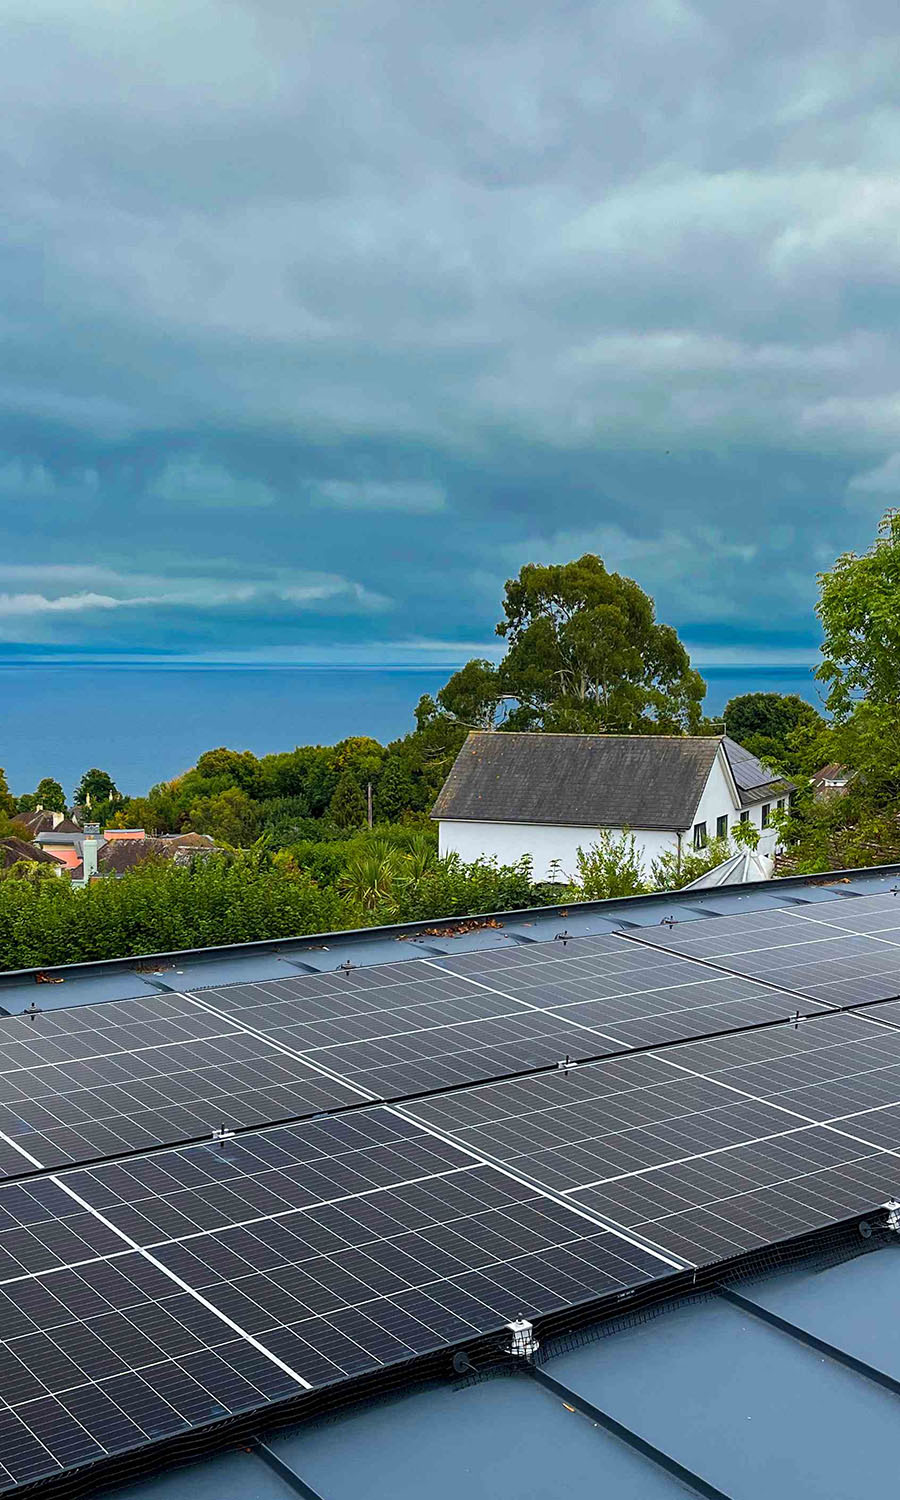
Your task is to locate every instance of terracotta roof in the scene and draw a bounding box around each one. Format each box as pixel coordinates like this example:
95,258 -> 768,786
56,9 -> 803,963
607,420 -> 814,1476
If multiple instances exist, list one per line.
811,762 -> 852,785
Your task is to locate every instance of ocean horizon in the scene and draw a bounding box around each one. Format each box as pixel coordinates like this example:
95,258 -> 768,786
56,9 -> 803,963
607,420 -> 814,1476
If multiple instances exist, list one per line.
0,661 -> 825,799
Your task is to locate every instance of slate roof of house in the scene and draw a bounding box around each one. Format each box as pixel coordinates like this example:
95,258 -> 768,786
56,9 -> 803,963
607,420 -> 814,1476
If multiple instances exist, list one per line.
13,810 -> 58,835
431,732 -> 719,830
98,838 -> 171,874
0,838 -> 66,870
97,834 -> 222,875
432,732 -> 792,831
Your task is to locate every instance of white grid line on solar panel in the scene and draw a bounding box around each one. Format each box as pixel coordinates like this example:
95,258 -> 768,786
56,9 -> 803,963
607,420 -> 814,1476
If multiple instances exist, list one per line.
625,915 -> 900,1008
570,1135 -> 897,1263
194,958 -> 618,1050
404,1044 -> 900,1266
39,1111 -> 668,1393
423,956 -> 818,1050
569,1125 -> 890,1221
785,891 -> 900,938
620,1007 -> 900,1120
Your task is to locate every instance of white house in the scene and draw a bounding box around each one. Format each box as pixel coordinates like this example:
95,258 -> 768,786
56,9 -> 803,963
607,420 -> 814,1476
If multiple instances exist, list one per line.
432,732 -> 793,883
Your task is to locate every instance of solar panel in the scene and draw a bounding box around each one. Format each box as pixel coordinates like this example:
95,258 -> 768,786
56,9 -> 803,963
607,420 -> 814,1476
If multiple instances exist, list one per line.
0,1110 -> 667,1491
0,994 -> 362,1178
190,936 -> 822,1102
429,936 -> 830,1048
404,1009 -> 900,1267
629,908 -> 900,1008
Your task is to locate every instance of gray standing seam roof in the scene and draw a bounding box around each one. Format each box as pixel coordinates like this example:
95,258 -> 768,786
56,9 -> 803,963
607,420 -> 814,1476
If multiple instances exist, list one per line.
432,731 -> 722,831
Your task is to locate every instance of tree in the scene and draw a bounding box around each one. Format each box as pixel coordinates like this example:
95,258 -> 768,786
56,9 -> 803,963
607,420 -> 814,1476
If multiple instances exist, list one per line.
33,778 -> 66,812
572,832 -> 649,899
724,692 -> 823,746
194,748 -> 261,795
375,756 -> 416,822
328,769 -> 367,829
188,787 -> 260,846
650,835 -> 732,890
816,509 -> 900,718
723,692 -> 828,775
0,770 -> 14,818
74,768 -> 121,808
435,555 -> 706,734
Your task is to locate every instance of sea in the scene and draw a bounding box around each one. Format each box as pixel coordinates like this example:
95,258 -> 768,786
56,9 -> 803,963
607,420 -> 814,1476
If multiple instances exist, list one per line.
0,663 -> 823,799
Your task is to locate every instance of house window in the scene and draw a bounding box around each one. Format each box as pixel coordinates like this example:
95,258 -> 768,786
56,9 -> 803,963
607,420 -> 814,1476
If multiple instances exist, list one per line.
716,815 -> 728,840
739,810 -> 750,824
693,821 -> 707,849
777,797 -> 786,811
761,804 -> 771,827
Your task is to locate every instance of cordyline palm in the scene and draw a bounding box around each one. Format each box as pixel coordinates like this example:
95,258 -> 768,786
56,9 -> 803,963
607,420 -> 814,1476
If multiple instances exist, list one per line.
338,852 -> 403,911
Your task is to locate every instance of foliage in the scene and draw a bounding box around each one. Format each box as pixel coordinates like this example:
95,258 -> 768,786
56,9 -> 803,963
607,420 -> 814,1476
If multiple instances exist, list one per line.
433,554 -> 706,733
649,835 -> 732,891
816,509 -> 900,718
188,786 -> 261,846
571,832 -> 649,899
74,768 -> 122,809
723,693 -> 827,775
730,817 -> 760,851
34,778 -> 67,812
0,770 -> 14,819
329,769 -> 368,828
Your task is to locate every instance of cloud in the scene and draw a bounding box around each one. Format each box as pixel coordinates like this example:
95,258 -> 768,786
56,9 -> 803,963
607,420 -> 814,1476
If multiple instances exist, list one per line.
2,0 -> 900,663
147,455 -> 276,509
310,480 -> 446,513
847,451 -> 900,495
0,565 -> 389,627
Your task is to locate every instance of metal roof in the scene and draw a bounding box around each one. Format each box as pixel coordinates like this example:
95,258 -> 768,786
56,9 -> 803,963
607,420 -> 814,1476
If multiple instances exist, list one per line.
93,1240 -> 900,1500
3,863 -> 900,1496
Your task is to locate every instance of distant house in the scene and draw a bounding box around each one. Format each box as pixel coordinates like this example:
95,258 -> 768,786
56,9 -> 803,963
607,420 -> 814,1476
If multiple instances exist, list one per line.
432,732 -> 793,882
14,809 -> 79,837
0,837 -> 69,874
811,763 -> 854,801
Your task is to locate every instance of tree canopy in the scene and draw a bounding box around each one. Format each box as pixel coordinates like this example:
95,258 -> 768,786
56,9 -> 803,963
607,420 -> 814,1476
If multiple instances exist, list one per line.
433,554 -> 706,733
816,509 -> 900,718
723,692 -> 826,774
74,768 -> 121,809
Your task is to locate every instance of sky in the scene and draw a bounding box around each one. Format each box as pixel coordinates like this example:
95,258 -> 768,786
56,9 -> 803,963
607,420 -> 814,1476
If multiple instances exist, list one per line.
1,0 -> 899,671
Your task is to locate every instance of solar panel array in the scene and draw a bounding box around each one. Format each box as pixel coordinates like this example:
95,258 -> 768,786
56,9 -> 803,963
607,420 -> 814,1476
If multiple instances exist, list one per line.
0,994 -> 362,1177
5,889 -> 900,1493
634,891 -> 900,1007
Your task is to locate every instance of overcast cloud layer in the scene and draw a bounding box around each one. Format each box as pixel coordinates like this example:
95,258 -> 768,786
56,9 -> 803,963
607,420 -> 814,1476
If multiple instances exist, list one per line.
1,0 -> 898,668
